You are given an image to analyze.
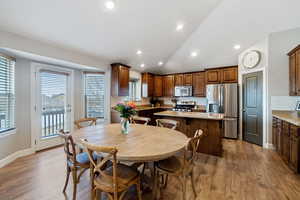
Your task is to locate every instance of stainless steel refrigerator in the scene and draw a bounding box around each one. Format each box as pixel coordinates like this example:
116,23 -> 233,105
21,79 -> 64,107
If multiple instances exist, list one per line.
206,84 -> 238,139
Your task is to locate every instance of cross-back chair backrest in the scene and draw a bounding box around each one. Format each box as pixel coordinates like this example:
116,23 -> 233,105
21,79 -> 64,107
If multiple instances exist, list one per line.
74,118 -> 97,129
131,116 -> 151,125
58,130 -> 78,165
156,119 -> 179,130
80,139 -> 119,197
185,129 -> 206,165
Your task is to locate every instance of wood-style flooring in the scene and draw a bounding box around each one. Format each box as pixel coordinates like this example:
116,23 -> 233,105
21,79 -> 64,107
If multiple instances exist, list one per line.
1,140 -> 300,200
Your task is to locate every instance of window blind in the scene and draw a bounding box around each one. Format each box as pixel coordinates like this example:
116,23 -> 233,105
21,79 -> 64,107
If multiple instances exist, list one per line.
0,54 -> 16,133
84,73 -> 105,118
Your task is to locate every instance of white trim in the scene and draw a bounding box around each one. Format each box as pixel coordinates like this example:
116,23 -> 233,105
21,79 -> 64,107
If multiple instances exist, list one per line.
264,143 -> 275,150
239,67 -> 268,148
0,128 -> 17,139
30,62 -> 74,151
0,148 -> 34,168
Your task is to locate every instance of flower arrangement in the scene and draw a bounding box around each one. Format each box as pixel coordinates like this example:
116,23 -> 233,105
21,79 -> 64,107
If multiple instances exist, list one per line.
114,102 -> 137,119
114,102 -> 137,134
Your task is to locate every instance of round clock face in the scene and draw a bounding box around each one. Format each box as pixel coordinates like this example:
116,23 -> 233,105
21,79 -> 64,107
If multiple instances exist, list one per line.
242,50 -> 261,69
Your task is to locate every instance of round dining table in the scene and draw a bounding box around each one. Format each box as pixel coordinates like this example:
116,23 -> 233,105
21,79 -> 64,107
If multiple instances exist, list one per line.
72,123 -> 189,162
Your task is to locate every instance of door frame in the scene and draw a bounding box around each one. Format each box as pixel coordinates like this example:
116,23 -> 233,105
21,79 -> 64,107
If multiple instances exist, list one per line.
239,67 -> 269,148
30,62 -> 74,151
242,71 -> 263,146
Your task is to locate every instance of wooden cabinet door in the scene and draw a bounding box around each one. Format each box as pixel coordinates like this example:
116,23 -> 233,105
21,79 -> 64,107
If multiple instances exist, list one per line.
221,67 -> 238,83
289,125 -> 299,172
192,72 -> 206,97
289,54 -> 297,96
174,74 -> 183,86
153,76 -> 163,97
272,117 -> 277,150
119,66 -> 129,96
296,51 -> 300,96
282,122 -> 290,163
163,75 -> 174,97
206,69 -> 221,84
184,74 -> 193,86
277,119 -> 283,155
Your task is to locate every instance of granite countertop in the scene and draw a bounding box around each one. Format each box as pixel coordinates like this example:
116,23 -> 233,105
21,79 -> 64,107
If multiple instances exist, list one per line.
135,105 -> 173,111
154,111 -> 224,120
272,110 -> 300,126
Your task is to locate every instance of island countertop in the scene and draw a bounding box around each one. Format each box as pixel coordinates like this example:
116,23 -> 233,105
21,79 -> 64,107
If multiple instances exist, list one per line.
154,111 -> 224,120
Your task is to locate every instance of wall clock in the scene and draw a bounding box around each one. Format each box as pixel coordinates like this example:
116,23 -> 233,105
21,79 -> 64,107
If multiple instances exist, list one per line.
242,50 -> 261,69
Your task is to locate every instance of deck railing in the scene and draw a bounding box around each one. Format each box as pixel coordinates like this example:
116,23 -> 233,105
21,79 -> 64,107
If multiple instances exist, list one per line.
42,109 -> 65,138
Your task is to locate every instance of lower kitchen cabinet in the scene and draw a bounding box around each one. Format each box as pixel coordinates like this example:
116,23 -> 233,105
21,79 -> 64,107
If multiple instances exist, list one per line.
272,117 -> 300,173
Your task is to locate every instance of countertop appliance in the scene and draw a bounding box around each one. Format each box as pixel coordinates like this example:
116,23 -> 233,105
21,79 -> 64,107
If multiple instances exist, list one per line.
173,101 -> 195,112
206,84 -> 238,139
174,86 -> 192,97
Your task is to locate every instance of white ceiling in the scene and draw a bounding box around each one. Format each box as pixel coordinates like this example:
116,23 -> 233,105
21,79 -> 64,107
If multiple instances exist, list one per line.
0,0 -> 300,74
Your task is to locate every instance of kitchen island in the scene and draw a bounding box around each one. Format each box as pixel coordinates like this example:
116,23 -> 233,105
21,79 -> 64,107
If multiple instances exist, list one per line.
155,111 -> 224,156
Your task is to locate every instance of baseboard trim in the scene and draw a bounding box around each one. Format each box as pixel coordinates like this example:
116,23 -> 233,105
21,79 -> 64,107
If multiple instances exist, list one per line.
264,143 -> 275,150
0,148 -> 35,168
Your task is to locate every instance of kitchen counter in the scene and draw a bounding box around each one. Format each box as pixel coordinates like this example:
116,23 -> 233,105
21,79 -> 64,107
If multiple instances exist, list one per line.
272,110 -> 300,126
154,111 -> 224,156
154,111 -> 224,120
135,105 -> 173,111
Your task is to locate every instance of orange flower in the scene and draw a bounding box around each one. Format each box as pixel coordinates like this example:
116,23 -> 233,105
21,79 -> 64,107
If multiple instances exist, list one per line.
126,101 -> 136,109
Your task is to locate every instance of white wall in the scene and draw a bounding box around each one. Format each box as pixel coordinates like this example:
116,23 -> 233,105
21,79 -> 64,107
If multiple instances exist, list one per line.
0,58 -> 31,159
0,31 -> 111,162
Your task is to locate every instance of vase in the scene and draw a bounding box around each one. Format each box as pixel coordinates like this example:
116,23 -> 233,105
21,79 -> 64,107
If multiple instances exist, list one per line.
121,118 -> 130,134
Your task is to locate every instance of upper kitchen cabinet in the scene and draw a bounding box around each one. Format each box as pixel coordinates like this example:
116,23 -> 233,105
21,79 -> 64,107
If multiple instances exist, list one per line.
184,74 -> 193,85
111,63 -> 130,96
205,66 -> 238,84
288,45 -> 300,96
206,69 -> 222,84
153,75 -> 163,97
221,66 -> 238,83
163,75 -> 174,97
141,73 -> 154,98
193,72 -> 206,97
174,74 -> 184,86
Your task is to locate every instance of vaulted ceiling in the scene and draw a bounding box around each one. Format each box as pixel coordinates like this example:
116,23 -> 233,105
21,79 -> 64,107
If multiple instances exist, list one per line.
0,0 -> 300,73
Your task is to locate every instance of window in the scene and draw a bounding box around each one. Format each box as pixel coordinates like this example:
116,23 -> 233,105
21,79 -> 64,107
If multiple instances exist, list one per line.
84,72 -> 105,118
0,54 -> 15,134
128,78 -> 141,101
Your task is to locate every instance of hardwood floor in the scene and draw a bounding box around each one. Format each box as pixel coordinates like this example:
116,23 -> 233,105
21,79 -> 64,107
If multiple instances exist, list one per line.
1,140 -> 300,200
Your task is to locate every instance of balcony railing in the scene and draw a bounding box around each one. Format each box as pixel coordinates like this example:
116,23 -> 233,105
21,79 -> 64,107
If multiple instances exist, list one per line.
42,109 -> 65,138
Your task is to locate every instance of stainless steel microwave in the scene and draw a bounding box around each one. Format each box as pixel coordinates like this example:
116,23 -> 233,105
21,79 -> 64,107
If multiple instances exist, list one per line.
174,86 -> 192,97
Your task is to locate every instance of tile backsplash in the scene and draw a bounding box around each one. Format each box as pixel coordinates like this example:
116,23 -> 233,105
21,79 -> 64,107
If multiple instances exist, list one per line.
158,97 -> 207,106
271,96 -> 300,110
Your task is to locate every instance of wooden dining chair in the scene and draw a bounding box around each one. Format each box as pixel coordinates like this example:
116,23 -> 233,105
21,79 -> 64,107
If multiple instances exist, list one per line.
58,130 -> 95,200
80,139 -> 143,200
156,119 -> 179,130
154,129 -> 206,200
131,116 -> 151,125
74,117 -> 97,129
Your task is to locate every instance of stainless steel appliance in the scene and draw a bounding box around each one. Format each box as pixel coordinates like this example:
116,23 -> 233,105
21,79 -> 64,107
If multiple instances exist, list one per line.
173,101 -> 195,112
206,84 -> 238,139
174,86 -> 192,97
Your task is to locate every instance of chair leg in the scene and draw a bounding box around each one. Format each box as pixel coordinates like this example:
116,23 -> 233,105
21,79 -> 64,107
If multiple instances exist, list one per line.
63,166 -> 71,193
72,168 -> 78,200
137,178 -> 143,200
179,175 -> 186,200
190,170 -> 197,198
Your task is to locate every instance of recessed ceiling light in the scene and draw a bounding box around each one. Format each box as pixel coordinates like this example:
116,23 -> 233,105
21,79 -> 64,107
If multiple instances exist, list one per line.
234,45 -> 241,50
136,50 -> 142,55
176,24 -> 184,31
191,51 -> 198,57
105,0 -> 115,10
158,61 -> 164,66
140,63 -> 145,68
